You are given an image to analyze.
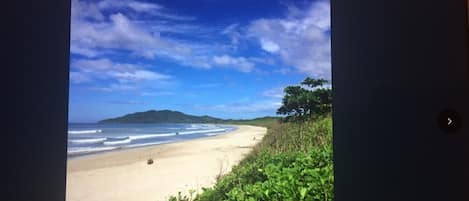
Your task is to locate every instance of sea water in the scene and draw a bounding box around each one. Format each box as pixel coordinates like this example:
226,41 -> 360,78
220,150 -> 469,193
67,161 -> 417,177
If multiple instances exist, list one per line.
67,123 -> 236,157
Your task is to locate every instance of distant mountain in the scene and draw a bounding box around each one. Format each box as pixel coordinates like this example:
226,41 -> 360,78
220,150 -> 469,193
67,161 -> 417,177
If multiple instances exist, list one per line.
99,110 -> 224,124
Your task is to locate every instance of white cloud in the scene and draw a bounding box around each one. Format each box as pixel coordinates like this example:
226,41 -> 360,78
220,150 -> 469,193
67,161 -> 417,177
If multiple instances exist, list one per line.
90,83 -> 137,92
221,23 -> 240,35
220,23 -> 243,52
262,87 -> 285,98
274,67 -> 292,74
151,12 -> 197,21
262,81 -> 331,100
247,0 -> 331,79
108,70 -> 169,82
248,57 -> 276,66
213,55 -> 255,73
127,1 -> 162,12
71,0 -> 196,60
69,46 -> 99,57
97,0 -> 196,21
140,91 -> 174,96
145,23 -> 213,35
70,0 -> 256,73
198,100 -> 282,113
97,0 -> 162,13
193,83 -> 224,88
70,58 -> 170,83
73,58 -> 113,72
70,72 -> 91,83
259,38 -> 280,53
71,0 -> 104,21
107,100 -> 145,105
70,0 -> 331,76
71,12 -> 177,59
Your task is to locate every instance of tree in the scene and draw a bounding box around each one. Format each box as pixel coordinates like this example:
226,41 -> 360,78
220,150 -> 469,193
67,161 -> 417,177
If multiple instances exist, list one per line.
277,77 -> 332,122
301,77 -> 328,88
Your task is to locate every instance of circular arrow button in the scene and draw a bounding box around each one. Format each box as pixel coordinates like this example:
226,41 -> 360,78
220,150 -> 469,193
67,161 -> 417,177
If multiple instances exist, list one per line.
437,109 -> 462,133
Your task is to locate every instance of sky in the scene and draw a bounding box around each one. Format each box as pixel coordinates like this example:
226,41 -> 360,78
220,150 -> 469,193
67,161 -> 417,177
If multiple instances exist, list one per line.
68,0 -> 331,122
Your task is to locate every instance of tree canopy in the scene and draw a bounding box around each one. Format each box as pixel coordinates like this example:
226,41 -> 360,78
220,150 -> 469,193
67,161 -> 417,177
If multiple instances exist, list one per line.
277,77 -> 332,121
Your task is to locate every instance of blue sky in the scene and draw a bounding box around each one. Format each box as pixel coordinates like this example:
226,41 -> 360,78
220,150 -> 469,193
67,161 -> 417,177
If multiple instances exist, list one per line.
69,0 -> 331,122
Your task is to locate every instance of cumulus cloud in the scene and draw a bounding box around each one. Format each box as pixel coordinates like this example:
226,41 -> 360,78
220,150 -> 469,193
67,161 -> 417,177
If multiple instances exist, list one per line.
260,38 -> 280,53
70,58 -> 170,83
70,0 -> 257,73
247,0 -> 331,79
96,0 -> 195,20
71,0 -> 198,60
71,10 -> 184,59
70,0 -> 332,76
213,55 -> 255,73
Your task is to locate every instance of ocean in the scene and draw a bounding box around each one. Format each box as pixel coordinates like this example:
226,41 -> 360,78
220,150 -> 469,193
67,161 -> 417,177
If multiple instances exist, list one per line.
67,123 -> 236,157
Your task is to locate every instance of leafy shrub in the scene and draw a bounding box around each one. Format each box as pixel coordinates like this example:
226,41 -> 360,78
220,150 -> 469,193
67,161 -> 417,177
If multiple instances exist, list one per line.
255,115 -> 332,154
168,189 -> 196,201
195,147 -> 333,201
169,115 -> 334,201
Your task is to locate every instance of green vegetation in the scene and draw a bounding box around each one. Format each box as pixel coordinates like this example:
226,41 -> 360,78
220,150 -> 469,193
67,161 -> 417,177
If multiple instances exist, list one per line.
223,117 -> 282,128
277,78 -> 332,122
98,109 -> 282,124
168,77 -> 334,201
99,110 -> 224,124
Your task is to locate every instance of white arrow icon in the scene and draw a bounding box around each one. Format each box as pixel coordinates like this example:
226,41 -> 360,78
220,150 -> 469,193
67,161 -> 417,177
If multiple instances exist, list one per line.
448,117 -> 452,125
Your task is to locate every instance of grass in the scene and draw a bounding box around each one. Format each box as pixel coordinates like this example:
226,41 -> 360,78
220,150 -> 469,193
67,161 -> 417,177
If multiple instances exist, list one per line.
168,114 -> 333,201
222,116 -> 282,128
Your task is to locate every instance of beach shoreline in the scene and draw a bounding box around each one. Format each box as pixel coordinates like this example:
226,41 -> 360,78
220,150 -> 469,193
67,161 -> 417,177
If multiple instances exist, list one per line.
67,124 -> 238,161
66,125 -> 267,201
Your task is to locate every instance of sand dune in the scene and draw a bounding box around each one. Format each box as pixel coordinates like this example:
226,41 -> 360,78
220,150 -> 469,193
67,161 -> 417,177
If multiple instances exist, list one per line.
66,125 -> 267,201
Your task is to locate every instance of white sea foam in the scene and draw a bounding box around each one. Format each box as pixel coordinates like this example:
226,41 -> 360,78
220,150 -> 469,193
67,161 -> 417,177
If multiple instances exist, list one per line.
128,133 -> 176,140
103,137 -> 132,145
187,124 -> 217,130
69,137 -> 107,144
67,146 -> 118,155
68,129 -> 102,134
179,128 -> 227,135
123,140 -> 176,148
205,133 -> 219,136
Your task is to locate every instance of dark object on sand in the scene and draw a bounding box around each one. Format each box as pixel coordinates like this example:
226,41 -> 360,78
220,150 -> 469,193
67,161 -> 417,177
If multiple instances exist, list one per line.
147,158 -> 154,165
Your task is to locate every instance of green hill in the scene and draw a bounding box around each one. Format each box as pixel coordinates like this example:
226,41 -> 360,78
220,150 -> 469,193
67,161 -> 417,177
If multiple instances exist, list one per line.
99,110 -> 224,124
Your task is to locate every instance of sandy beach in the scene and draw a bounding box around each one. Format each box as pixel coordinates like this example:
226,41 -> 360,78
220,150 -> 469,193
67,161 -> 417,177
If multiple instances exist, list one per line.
66,125 -> 267,201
